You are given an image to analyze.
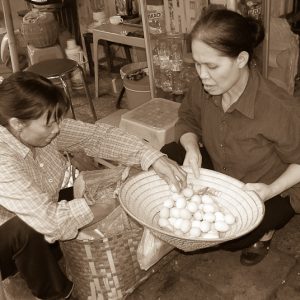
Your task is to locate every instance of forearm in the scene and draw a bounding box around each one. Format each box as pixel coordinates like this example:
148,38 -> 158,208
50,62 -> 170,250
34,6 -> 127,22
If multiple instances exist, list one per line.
180,132 -> 200,152
268,164 -> 300,198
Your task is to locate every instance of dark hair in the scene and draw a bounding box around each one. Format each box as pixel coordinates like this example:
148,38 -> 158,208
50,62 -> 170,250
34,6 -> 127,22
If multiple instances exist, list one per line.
191,9 -> 265,64
0,71 -> 70,126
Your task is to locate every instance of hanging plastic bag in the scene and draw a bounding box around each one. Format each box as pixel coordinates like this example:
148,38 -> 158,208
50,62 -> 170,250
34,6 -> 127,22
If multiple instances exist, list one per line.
137,228 -> 174,270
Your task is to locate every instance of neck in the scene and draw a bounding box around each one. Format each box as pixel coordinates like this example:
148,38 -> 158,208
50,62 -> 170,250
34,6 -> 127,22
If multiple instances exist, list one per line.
222,68 -> 249,112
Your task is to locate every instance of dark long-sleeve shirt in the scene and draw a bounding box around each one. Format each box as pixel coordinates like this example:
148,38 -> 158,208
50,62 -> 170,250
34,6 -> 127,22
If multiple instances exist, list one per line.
176,66 -> 300,211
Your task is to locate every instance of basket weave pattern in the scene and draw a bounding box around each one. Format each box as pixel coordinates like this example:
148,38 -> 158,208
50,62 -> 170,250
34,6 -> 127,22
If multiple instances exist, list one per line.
21,12 -> 59,48
60,212 -> 178,299
119,168 -> 265,252
61,227 -> 143,299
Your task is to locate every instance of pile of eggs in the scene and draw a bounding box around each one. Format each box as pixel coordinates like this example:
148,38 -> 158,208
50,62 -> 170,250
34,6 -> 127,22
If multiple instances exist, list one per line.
158,185 -> 236,239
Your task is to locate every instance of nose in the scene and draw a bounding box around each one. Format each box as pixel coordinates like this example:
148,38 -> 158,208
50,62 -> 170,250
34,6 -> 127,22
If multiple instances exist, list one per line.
51,122 -> 60,135
197,64 -> 209,80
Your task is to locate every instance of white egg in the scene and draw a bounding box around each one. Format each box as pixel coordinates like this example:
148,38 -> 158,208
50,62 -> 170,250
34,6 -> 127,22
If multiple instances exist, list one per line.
202,194 -> 214,204
179,208 -> 192,220
158,218 -> 169,228
202,230 -> 220,239
224,213 -> 235,225
175,196 -> 187,209
180,219 -> 191,233
215,211 -> 225,222
174,218 -> 183,229
190,194 -> 202,204
187,202 -> 198,213
159,207 -> 170,219
170,207 -> 181,218
174,229 -> 183,236
214,221 -> 230,232
191,220 -> 202,229
198,203 -> 204,211
189,227 -> 201,238
199,221 -> 211,233
192,185 -> 203,193
182,187 -> 194,198
203,204 -> 216,213
193,210 -> 203,221
171,192 -> 181,201
169,184 -> 178,193
163,199 -> 174,208
168,217 -> 176,226
203,212 -> 215,223
165,224 -> 174,232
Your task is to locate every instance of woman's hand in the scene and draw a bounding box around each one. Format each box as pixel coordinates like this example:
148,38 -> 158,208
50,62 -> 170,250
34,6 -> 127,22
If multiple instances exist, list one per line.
243,183 -> 274,202
183,148 -> 202,178
151,156 -> 187,192
180,132 -> 202,178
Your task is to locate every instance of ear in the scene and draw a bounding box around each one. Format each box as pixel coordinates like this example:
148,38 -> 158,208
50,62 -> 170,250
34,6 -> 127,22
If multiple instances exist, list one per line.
8,118 -> 25,132
236,51 -> 249,68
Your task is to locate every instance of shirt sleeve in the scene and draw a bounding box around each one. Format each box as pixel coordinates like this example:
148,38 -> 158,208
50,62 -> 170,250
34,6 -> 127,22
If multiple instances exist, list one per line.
263,99 -> 300,165
0,151 -> 93,243
57,118 -> 164,171
175,79 -> 203,142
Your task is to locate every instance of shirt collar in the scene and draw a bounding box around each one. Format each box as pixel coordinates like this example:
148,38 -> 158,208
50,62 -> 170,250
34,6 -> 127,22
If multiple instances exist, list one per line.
227,67 -> 259,119
212,67 -> 259,119
0,125 -> 31,158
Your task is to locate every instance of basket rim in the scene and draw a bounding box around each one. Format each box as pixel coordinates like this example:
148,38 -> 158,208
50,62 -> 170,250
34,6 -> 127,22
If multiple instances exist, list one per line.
119,167 -> 265,243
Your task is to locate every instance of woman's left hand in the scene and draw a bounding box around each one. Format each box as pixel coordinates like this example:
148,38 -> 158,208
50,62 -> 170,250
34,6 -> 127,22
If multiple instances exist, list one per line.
243,182 -> 273,202
151,156 -> 187,192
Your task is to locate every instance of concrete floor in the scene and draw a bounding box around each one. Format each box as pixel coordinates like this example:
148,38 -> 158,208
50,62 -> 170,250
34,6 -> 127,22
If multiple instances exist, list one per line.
2,68 -> 300,299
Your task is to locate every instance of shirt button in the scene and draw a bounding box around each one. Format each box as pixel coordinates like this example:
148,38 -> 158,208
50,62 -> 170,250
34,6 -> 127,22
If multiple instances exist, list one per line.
39,163 -> 44,168
48,178 -> 53,183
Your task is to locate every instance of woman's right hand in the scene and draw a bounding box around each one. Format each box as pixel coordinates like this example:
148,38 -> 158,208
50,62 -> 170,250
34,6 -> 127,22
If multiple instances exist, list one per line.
183,148 -> 202,178
180,132 -> 202,178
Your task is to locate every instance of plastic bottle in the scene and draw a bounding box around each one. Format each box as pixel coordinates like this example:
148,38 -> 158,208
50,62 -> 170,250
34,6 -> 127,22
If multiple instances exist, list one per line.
65,39 -> 85,89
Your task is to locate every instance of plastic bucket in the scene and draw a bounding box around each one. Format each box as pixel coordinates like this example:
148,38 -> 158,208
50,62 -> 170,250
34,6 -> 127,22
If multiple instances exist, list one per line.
121,62 -> 151,109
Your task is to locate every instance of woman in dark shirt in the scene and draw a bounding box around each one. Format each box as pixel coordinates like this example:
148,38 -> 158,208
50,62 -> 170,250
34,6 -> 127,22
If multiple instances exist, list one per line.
162,8 -> 300,266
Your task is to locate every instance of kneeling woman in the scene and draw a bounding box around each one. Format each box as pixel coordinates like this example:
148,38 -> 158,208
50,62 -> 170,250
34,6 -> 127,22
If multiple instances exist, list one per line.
162,9 -> 300,266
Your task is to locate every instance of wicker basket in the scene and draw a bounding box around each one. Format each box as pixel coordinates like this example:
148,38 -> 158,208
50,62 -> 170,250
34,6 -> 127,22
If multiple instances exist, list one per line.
118,167 -> 265,252
21,10 -> 59,48
60,208 -> 178,300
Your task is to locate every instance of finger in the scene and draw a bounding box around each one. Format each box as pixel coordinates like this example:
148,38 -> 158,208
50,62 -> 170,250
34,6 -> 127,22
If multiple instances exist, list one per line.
191,163 -> 200,178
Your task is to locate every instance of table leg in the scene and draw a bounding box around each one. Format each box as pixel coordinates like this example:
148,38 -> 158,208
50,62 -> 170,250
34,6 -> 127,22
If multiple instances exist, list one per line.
93,36 -> 99,99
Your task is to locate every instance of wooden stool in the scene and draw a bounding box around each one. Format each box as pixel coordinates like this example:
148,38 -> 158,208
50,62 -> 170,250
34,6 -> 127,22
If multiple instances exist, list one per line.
27,58 -> 97,122
83,32 -> 132,76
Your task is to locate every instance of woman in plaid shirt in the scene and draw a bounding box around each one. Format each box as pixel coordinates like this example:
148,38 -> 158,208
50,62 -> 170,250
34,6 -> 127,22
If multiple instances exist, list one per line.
0,71 -> 186,299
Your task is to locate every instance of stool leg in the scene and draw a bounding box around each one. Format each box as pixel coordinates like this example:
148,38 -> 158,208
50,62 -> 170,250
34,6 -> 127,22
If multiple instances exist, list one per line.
116,86 -> 126,109
59,77 -> 76,120
124,46 -> 132,63
77,65 -> 97,122
83,32 -> 94,77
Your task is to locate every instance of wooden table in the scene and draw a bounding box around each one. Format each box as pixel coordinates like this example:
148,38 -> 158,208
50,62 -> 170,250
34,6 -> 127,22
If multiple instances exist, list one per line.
92,23 -> 146,99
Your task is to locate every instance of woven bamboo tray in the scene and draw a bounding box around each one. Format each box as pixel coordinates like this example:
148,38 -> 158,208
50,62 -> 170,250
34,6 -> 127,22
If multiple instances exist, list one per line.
119,167 -> 265,252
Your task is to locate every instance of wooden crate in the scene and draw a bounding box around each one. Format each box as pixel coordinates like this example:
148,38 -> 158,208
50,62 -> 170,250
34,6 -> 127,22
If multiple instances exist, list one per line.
164,0 -> 209,33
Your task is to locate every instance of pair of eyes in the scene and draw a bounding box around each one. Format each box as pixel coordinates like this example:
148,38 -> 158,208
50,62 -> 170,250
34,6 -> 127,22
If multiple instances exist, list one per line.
195,62 -> 218,70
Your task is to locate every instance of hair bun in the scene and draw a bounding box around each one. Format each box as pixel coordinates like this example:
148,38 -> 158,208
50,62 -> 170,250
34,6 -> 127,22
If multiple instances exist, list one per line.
245,16 -> 265,48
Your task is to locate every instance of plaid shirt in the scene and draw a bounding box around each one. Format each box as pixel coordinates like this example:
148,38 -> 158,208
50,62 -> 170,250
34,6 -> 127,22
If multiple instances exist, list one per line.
0,118 -> 163,243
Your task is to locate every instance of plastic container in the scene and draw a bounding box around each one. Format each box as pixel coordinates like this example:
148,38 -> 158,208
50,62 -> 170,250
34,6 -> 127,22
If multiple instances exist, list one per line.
121,62 -> 151,109
119,98 -> 180,149
65,39 -> 86,89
